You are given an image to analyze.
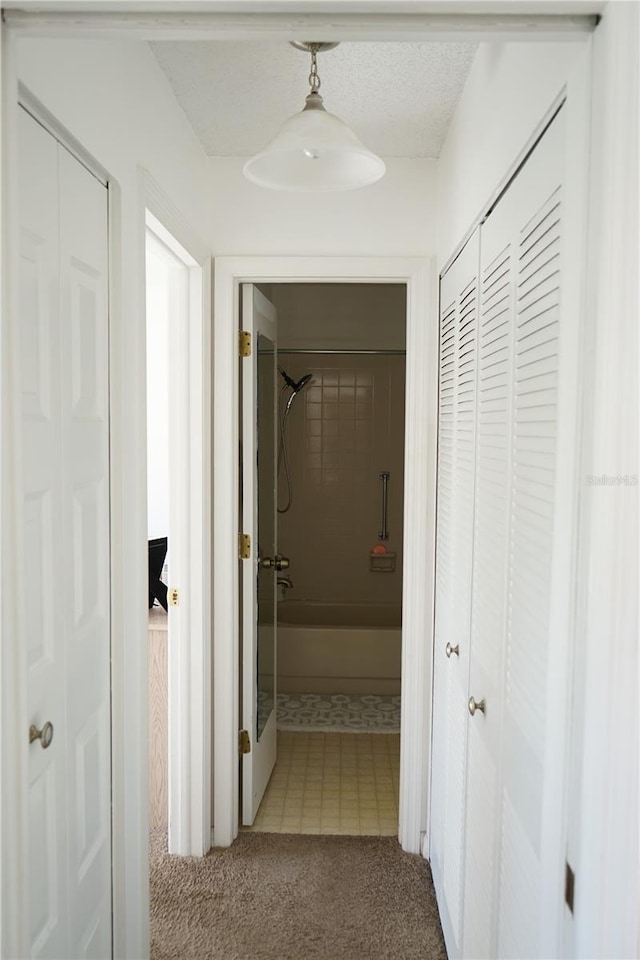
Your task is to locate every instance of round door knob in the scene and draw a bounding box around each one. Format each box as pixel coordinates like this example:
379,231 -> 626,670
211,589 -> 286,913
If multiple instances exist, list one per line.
445,642 -> 459,659
468,696 -> 486,717
274,556 -> 290,571
259,557 -> 274,569
29,721 -> 54,749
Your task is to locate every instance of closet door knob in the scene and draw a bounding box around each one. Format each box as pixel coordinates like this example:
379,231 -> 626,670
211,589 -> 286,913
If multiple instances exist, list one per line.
468,696 -> 486,717
445,642 -> 459,659
29,721 -> 54,749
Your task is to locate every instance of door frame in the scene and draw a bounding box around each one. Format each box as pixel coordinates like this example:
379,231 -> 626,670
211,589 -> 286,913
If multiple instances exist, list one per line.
213,256 -> 438,853
143,178 -> 213,858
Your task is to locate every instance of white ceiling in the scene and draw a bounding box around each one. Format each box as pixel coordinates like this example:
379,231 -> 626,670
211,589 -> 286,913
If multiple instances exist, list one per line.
150,40 -> 477,158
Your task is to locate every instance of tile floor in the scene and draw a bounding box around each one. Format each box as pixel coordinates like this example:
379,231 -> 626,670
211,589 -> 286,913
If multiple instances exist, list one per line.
246,731 -> 400,836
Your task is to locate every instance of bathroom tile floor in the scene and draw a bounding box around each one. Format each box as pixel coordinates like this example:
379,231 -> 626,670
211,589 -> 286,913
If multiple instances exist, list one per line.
246,731 -> 400,837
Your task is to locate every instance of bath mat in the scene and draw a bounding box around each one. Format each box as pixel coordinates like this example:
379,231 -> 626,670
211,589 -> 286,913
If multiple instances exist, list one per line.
276,693 -> 401,733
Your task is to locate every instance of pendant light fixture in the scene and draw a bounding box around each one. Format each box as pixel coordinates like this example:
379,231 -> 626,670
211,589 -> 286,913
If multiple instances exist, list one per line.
243,42 -> 386,193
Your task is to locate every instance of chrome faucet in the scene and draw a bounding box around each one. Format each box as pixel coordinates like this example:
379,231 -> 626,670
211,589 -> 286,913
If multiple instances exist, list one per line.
277,576 -> 293,591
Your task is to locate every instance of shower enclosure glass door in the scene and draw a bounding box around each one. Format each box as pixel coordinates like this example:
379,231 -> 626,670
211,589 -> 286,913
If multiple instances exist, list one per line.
241,285 -> 279,825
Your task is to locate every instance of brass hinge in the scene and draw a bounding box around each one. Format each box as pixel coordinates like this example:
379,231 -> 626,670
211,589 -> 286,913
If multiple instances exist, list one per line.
239,729 -> 251,755
238,533 -> 251,559
239,330 -> 252,358
168,587 -> 180,606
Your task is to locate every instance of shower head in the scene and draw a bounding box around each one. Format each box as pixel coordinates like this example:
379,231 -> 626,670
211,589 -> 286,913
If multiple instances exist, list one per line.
279,368 -> 313,394
294,373 -> 313,393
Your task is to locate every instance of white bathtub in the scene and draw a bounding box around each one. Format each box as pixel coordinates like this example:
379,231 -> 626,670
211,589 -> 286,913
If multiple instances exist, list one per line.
277,601 -> 402,696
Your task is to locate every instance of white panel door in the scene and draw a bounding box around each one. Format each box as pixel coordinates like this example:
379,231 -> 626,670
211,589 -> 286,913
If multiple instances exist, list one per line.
19,107 -> 112,960
19,104 -> 70,960
430,228 -> 479,958
241,284 -> 278,825
58,140 -> 111,959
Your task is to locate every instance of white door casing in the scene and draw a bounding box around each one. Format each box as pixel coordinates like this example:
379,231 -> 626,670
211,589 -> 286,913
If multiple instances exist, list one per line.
19,106 -> 112,958
241,284 -> 278,825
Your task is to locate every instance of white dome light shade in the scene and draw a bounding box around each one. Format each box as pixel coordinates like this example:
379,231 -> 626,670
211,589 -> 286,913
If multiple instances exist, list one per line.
243,93 -> 386,193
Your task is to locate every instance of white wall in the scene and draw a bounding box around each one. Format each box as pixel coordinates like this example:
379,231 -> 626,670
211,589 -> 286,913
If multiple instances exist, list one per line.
436,40 -> 587,265
208,156 -> 437,256
15,37 -> 214,960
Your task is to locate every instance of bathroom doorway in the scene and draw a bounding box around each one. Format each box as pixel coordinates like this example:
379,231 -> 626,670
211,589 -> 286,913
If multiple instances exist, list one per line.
241,282 -> 407,836
214,255 -> 436,853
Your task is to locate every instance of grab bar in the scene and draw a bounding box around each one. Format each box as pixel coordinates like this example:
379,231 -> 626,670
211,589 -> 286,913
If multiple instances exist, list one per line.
378,471 -> 390,541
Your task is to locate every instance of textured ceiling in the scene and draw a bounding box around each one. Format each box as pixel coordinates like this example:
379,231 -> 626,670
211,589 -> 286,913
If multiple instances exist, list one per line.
150,40 -> 477,158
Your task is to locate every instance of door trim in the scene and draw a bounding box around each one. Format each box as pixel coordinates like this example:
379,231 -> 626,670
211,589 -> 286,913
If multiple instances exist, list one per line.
212,256 -> 438,853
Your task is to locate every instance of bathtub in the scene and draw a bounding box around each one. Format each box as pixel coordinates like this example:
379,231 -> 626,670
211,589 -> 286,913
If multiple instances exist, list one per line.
277,601 -> 401,696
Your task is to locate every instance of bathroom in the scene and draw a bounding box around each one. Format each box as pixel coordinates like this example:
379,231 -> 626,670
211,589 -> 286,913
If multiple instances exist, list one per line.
246,281 -> 407,836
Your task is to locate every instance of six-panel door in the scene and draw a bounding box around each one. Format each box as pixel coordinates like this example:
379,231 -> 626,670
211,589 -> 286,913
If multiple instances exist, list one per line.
19,107 -> 112,960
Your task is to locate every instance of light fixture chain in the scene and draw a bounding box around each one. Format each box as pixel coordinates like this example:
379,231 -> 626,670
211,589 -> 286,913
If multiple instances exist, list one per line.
308,45 -> 321,93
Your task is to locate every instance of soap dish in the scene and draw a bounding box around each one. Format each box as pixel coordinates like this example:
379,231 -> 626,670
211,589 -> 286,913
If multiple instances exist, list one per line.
369,551 -> 396,573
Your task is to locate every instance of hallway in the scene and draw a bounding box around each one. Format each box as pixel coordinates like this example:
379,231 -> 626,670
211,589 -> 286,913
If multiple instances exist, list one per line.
149,831 -> 446,960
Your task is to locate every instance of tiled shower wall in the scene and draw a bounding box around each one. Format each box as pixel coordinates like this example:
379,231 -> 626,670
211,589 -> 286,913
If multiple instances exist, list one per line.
277,353 -> 405,604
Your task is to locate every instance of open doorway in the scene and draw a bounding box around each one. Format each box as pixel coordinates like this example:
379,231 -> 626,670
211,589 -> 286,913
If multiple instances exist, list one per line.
240,282 -> 407,837
144,210 -> 212,856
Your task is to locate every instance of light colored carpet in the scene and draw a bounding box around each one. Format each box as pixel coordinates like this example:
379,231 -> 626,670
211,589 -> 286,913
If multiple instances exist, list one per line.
150,831 -> 447,960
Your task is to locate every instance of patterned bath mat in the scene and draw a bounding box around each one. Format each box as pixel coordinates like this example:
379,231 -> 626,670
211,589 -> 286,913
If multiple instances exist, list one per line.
276,693 -> 401,733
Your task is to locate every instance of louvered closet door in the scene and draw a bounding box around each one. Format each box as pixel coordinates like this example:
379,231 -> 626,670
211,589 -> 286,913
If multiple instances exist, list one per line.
462,188 -> 515,960
462,107 -> 566,960
497,109 -> 565,960
431,228 -> 479,958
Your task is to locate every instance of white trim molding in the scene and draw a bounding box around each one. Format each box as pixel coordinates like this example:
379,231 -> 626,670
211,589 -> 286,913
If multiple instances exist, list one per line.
2,8 -> 599,42
212,256 -> 437,853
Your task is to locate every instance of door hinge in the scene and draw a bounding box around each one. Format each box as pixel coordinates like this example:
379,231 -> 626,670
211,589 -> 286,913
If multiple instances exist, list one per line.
168,587 -> 180,606
239,729 -> 251,755
238,533 -> 251,559
239,330 -> 252,358
565,861 -> 575,914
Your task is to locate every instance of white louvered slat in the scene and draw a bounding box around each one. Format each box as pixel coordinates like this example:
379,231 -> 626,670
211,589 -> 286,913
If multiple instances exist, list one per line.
431,229 -> 479,960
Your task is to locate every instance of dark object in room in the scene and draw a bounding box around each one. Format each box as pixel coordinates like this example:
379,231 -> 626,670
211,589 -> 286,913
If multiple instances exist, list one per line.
149,537 -> 168,611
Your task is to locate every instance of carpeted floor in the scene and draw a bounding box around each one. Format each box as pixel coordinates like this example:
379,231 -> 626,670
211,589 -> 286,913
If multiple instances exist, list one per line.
150,831 -> 447,960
